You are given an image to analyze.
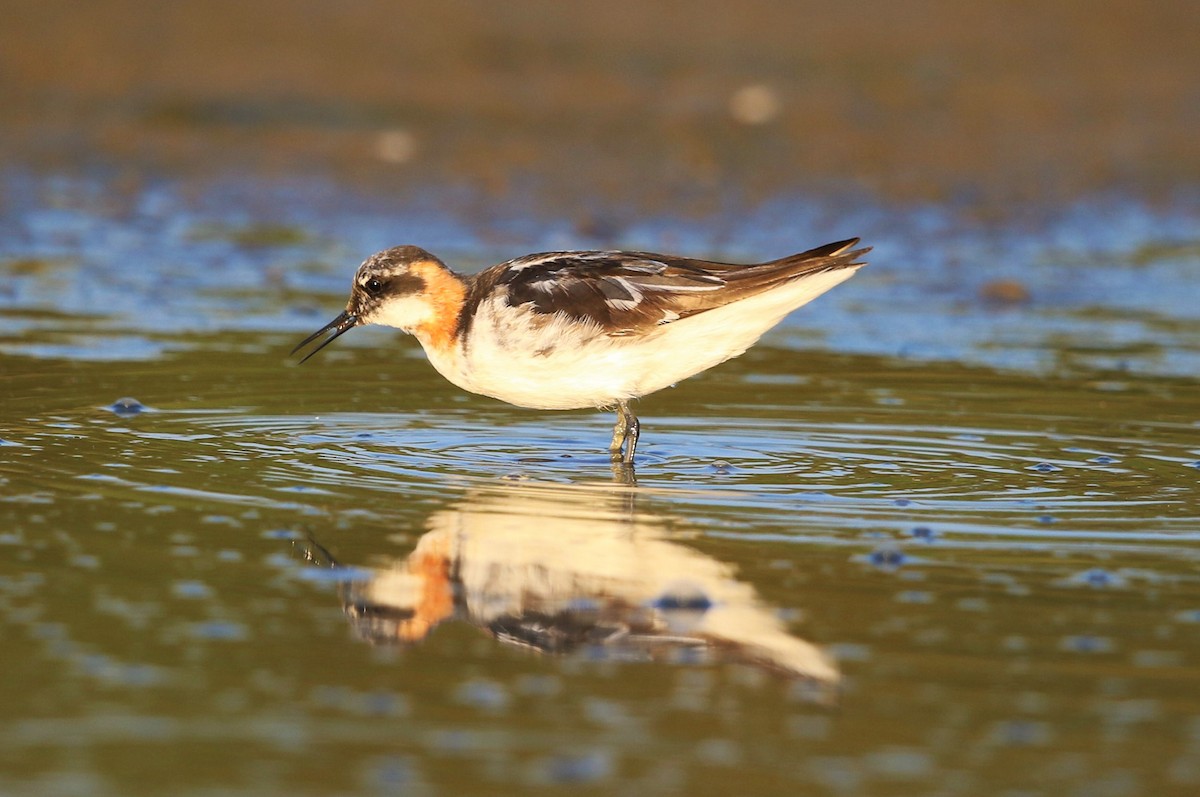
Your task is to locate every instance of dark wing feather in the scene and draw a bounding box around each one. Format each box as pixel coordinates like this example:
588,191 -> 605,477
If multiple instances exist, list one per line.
463,239 -> 869,336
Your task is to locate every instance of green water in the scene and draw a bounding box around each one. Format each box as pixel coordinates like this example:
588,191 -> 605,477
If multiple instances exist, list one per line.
3,235 -> 1199,794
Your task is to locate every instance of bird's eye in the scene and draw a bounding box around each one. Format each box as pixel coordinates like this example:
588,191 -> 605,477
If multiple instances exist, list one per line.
363,277 -> 384,295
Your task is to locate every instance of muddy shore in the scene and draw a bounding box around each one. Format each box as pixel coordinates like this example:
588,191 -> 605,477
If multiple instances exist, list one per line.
4,1 -> 1197,211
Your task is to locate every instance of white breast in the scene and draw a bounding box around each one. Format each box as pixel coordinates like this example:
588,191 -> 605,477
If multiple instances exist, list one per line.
429,300 -> 634,409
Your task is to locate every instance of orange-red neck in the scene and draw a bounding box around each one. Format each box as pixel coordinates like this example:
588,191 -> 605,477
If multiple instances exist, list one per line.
409,260 -> 467,354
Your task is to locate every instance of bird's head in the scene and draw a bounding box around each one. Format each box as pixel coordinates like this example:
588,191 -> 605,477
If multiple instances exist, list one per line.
293,245 -> 461,362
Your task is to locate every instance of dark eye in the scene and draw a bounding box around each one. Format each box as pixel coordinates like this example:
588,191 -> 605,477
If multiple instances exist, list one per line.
363,277 -> 384,295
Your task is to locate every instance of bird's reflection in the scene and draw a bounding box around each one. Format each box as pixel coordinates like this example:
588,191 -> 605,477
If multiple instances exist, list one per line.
302,482 -> 838,684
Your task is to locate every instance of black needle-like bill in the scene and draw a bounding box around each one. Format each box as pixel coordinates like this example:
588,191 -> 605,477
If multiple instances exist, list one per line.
291,311 -> 359,364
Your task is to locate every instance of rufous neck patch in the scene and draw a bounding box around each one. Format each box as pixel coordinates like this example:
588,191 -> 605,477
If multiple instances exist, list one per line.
410,260 -> 467,354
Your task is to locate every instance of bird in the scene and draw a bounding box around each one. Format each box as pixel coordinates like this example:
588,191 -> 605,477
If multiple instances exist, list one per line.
292,238 -> 870,465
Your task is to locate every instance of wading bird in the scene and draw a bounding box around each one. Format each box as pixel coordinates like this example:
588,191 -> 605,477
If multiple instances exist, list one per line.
294,239 -> 869,464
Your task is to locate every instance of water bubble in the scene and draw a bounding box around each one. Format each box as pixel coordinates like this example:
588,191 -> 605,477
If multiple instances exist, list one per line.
1065,568 -> 1126,589
867,548 -> 908,569
908,526 -> 937,541
107,397 -> 147,416
1029,462 -> 1061,473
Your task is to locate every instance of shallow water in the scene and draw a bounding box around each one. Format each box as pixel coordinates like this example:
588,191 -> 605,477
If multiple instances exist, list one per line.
2,170 -> 1199,796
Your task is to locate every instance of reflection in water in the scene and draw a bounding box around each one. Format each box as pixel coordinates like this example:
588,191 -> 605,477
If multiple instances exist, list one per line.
303,484 -> 838,684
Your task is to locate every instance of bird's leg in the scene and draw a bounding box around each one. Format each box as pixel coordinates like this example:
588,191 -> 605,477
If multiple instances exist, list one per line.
609,400 -> 640,465
609,405 -> 628,458
622,409 -> 640,465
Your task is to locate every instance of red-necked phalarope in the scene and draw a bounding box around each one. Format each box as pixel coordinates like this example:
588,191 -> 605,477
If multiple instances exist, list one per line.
293,238 -> 870,464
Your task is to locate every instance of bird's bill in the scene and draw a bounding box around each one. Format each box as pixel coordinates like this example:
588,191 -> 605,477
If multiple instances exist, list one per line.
291,311 -> 359,363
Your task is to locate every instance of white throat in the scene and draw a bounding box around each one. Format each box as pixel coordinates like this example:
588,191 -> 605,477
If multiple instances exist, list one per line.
366,295 -> 435,332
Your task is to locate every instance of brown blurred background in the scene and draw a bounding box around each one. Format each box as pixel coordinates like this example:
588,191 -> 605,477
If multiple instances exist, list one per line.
3,0 -> 1197,212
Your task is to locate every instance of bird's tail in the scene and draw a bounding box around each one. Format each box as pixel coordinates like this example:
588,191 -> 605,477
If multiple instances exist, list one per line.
712,237 -> 869,300
767,237 -> 871,276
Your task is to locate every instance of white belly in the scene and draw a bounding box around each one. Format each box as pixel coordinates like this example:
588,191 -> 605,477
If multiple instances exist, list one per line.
419,267 -> 859,410
426,308 -> 652,409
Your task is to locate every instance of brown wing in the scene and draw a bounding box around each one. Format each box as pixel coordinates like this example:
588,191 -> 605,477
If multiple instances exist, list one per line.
463,238 -> 869,336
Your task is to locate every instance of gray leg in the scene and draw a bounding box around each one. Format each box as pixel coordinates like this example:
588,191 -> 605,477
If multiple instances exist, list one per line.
609,406 -> 628,457
609,400 -> 640,464
622,407 -> 640,464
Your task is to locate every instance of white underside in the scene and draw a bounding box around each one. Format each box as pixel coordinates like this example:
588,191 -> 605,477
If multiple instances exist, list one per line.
419,266 -> 861,410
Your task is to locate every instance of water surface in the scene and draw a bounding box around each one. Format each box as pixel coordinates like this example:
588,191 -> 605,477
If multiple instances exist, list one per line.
2,170 -> 1199,795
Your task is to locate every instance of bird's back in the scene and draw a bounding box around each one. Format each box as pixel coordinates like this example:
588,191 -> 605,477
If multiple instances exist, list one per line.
459,238 -> 869,338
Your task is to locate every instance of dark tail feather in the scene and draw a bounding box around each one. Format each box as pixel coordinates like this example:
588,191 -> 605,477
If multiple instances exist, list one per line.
687,237 -> 868,310
772,237 -> 871,271
717,238 -> 869,294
